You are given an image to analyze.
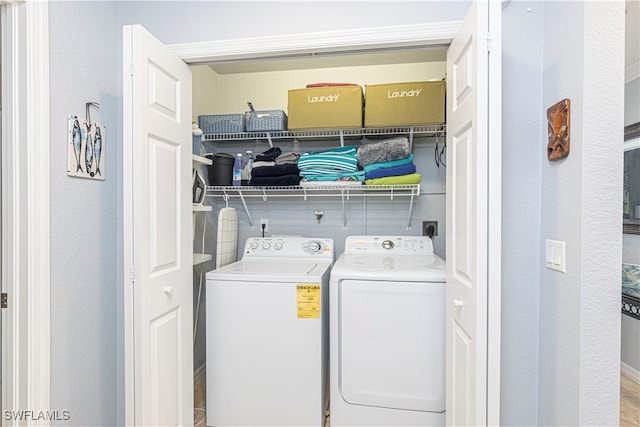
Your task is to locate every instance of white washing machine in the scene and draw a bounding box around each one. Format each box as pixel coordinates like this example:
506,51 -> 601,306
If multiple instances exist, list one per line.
329,235 -> 446,426
206,236 -> 334,427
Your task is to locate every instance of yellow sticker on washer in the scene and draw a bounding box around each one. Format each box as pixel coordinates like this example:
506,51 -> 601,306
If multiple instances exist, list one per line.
297,284 -> 320,319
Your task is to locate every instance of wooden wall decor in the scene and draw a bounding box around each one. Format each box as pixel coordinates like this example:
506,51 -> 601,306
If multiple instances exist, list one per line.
547,98 -> 571,161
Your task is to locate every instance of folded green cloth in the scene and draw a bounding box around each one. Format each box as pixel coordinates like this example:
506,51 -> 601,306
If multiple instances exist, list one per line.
364,173 -> 421,186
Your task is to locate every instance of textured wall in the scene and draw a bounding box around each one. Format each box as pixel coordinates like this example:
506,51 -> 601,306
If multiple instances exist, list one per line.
578,3 -> 624,424
500,2 -> 543,425
49,1 -> 120,426
538,2 -> 624,425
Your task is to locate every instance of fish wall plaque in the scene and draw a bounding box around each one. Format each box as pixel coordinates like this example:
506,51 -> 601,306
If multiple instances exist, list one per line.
67,114 -> 105,180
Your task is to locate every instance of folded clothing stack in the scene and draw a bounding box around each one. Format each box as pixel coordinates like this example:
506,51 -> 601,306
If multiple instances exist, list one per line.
298,145 -> 364,183
358,137 -> 421,185
255,147 -> 282,162
275,152 -> 300,165
249,147 -> 301,186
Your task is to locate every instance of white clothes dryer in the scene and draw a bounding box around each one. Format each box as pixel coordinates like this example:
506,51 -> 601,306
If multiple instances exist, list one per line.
329,235 -> 446,427
206,237 -> 333,427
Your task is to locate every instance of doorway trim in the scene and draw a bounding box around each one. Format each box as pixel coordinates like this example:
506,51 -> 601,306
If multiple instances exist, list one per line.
1,0 -> 50,418
168,18 -> 500,424
168,21 -> 460,63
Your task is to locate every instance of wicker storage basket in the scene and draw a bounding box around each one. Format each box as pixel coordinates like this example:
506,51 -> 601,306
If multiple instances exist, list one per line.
246,110 -> 288,132
198,114 -> 246,134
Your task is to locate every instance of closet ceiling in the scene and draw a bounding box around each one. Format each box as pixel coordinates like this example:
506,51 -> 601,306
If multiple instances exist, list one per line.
207,46 -> 447,75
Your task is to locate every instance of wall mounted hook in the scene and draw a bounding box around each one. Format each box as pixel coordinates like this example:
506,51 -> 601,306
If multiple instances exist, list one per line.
85,102 -> 100,127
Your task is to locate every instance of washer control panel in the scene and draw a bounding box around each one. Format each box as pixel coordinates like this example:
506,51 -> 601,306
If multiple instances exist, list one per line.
344,235 -> 434,255
244,237 -> 334,258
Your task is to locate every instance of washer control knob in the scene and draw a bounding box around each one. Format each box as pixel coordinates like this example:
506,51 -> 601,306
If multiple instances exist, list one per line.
307,241 -> 322,253
249,241 -> 259,250
382,240 -> 394,250
262,241 -> 271,250
274,242 -> 283,250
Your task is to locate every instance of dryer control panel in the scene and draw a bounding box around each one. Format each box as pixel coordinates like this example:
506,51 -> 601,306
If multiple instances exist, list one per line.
243,237 -> 334,259
344,235 -> 434,255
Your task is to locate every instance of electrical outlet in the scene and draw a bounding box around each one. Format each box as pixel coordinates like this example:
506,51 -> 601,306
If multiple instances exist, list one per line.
422,221 -> 438,237
260,218 -> 269,233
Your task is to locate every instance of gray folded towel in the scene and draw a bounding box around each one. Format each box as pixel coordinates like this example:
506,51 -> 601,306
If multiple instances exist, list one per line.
275,152 -> 301,165
357,137 -> 410,167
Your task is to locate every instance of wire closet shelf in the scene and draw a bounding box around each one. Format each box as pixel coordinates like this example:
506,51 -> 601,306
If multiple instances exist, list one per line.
207,184 -> 420,231
202,125 -> 446,148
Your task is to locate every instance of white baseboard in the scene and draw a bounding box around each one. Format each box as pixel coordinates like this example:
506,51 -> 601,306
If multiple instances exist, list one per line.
621,361 -> 640,384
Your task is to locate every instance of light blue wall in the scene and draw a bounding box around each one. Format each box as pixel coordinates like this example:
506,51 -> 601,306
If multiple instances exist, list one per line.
538,1 -> 623,426
500,2 -> 543,424
49,1 -> 121,426
43,2 -> 625,426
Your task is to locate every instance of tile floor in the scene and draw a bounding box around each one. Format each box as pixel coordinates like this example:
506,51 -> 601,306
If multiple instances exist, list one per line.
621,373 -> 640,427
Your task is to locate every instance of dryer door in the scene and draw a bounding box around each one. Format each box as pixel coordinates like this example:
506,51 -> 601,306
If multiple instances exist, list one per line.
338,279 -> 445,412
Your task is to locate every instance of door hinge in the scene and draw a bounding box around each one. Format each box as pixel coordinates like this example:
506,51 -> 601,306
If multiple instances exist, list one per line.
486,32 -> 492,52
130,61 -> 134,76
1,293 -> 7,309
130,267 -> 136,285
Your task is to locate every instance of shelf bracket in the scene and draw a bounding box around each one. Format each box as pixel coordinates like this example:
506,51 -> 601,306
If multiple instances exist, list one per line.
237,190 -> 255,229
341,190 -> 348,230
266,132 -> 273,148
406,191 -> 415,231
339,130 -> 344,147
409,127 -> 414,152
303,187 -> 308,201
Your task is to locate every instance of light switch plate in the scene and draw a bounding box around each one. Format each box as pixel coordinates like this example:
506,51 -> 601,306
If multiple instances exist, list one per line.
545,239 -> 566,273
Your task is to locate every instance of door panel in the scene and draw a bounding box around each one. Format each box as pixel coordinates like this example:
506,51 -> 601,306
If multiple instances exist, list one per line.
150,308 -> 181,425
149,135 -> 180,273
207,279 -> 325,426
123,24 -> 193,427
339,279 -> 445,412
147,61 -> 181,120
452,320 -> 471,426
453,128 -> 473,285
